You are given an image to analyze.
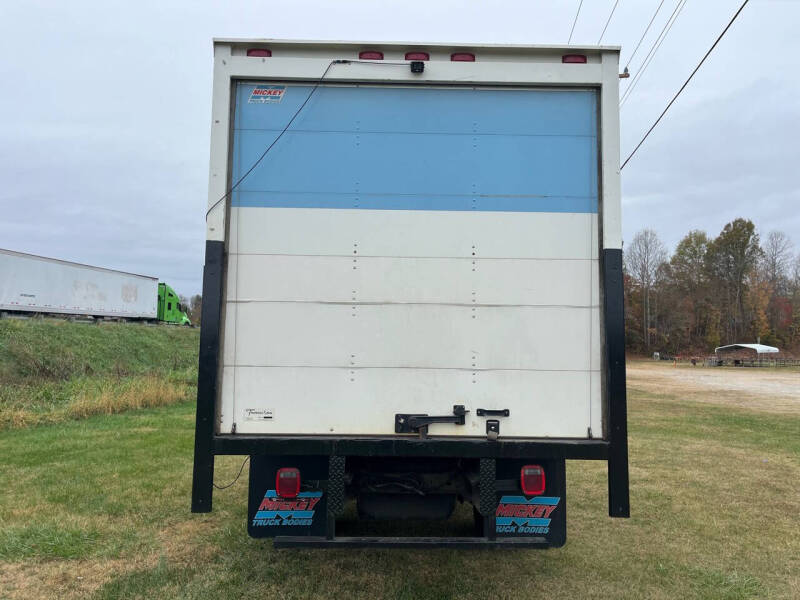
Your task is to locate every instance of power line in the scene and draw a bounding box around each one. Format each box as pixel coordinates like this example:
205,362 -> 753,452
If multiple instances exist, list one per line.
568,0 -> 585,44
620,0 -> 688,107
624,0 -> 667,69
621,0 -> 751,170
598,0 -> 621,44
620,0 -> 686,106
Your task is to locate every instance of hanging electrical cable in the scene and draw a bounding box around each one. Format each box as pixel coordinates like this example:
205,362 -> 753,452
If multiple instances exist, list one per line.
205,58 -> 411,221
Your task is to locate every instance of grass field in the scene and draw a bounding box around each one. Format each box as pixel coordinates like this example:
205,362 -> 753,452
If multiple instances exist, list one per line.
1,325 -> 798,598
0,319 -> 199,428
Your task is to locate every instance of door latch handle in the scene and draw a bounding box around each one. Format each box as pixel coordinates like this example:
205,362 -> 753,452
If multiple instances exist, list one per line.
395,405 -> 468,438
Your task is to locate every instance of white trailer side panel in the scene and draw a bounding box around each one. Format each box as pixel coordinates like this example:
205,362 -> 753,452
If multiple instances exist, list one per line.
0,249 -> 158,319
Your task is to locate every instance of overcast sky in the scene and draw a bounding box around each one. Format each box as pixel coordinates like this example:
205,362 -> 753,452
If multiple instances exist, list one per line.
1,0 -> 797,296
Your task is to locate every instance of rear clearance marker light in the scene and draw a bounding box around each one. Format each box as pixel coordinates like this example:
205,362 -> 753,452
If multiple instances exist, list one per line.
359,51 -> 384,60
520,465 -> 546,496
405,51 -> 430,61
276,467 -> 301,498
451,52 -> 475,62
246,48 -> 272,57
562,54 -> 587,64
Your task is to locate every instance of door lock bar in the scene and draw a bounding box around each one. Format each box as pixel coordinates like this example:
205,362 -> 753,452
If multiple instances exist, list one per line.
395,405 -> 468,438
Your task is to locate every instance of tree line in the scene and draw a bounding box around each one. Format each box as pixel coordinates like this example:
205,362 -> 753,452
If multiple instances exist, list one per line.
178,294 -> 203,325
624,219 -> 799,356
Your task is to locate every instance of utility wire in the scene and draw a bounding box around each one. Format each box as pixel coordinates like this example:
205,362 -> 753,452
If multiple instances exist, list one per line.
621,0 -> 751,170
568,0 -> 585,44
620,0 -> 688,106
624,0 -> 667,70
620,0 -> 687,105
598,0 -> 621,44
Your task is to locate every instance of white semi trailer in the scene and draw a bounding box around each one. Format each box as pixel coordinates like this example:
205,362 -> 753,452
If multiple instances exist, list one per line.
0,248 -> 158,320
192,39 -> 629,548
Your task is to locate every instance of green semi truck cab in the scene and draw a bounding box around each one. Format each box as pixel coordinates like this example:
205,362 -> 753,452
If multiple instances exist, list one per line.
157,283 -> 191,325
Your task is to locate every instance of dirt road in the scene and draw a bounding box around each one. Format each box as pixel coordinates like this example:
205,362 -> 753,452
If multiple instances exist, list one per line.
627,361 -> 800,415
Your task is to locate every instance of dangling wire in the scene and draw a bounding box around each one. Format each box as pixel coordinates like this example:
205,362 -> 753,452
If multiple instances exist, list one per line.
205,59 -> 342,221
213,456 -> 250,490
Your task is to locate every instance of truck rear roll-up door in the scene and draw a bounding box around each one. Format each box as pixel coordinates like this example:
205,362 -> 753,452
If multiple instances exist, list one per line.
221,83 -> 601,439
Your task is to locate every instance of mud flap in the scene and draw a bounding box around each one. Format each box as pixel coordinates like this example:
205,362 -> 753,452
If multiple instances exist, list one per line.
247,455 -> 329,538
492,458 -> 566,547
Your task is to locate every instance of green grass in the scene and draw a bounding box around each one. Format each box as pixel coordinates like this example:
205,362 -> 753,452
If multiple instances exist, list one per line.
0,319 -> 198,428
1,388 -> 798,599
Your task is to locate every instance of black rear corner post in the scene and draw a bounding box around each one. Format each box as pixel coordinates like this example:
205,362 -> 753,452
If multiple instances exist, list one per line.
603,248 -> 630,518
192,240 -> 226,513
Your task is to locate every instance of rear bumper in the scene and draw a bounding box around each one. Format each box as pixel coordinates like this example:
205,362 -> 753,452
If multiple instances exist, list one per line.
273,536 -> 549,549
211,434 -> 610,460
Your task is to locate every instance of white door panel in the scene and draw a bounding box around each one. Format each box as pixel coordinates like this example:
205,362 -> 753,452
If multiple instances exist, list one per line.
227,254 -> 595,307
227,302 -> 595,372
226,366 -> 595,438
230,207 -> 597,260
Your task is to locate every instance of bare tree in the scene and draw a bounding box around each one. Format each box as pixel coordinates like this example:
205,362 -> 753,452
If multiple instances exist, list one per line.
794,254 -> 800,288
625,229 -> 667,349
188,294 -> 202,325
762,231 -> 793,293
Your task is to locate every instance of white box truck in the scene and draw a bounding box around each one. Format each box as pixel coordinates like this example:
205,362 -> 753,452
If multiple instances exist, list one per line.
0,248 -> 157,320
192,39 -> 629,548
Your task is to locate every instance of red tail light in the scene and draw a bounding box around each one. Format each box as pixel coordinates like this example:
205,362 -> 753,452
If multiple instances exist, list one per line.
520,465 -> 546,496
405,52 -> 430,61
246,49 -> 272,57
451,52 -> 475,62
562,54 -> 587,64
359,51 -> 384,60
276,467 -> 301,498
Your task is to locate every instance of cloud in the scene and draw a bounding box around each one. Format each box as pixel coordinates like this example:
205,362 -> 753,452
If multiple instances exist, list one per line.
1,0 -> 798,294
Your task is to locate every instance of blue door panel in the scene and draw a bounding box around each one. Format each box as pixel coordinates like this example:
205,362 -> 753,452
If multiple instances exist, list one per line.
232,84 -> 598,213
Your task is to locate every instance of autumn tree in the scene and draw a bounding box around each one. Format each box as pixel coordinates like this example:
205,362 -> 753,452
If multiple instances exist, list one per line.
669,230 -> 711,346
622,220 -> 799,355
705,219 -> 762,343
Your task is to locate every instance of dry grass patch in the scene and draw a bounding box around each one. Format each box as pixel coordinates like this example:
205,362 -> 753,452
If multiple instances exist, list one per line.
0,557 -> 138,600
0,375 -> 191,429
0,521 -> 221,600
67,376 -> 187,419
0,318 -> 199,429
627,361 -> 800,415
